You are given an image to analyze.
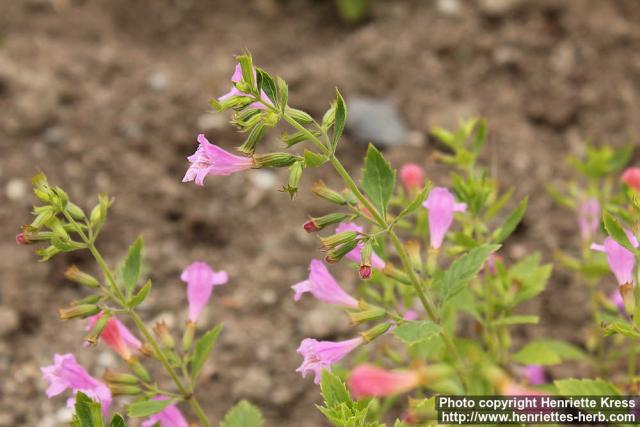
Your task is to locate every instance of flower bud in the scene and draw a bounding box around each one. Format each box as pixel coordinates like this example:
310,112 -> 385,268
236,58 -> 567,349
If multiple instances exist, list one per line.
322,104 -> 336,129
400,163 -> 425,193
287,108 -> 314,124
85,311 -> 111,345
127,357 -> 151,383
31,206 -> 56,229
89,194 -> 111,231
71,295 -> 102,306
382,263 -> 412,285
361,322 -> 392,342
182,321 -> 196,352
282,161 -> 303,199
104,370 -> 140,385
349,304 -> 386,324
253,153 -> 298,169
304,213 -> 350,233
622,167 -> 640,192
311,181 -> 347,205
325,239 -> 360,264
36,245 -> 61,261
16,233 -> 29,245
65,265 -> 100,289
282,130 -> 318,148
140,342 -> 158,359
320,231 -> 359,250
58,304 -> 101,320
359,265 -> 372,280
108,384 -> 142,396
153,321 -> 175,349
359,240 -> 373,280
19,225 -> 53,243
405,240 -> 423,273
620,283 -> 635,316
31,173 -> 53,203
238,123 -> 266,155
65,202 -> 86,220
232,108 -> 262,129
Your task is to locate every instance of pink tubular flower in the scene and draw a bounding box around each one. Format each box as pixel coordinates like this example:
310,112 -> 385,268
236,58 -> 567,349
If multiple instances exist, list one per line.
181,261 -> 228,323
87,314 -> 142,361
578,198 -> 600,241
335,222 -> 385,269
296,337 -> 364,384
591,234 -> 638,285
622,167 -> 640,192
141,397 -> 188,427
523,365 -> 546,385
348,364 -> 421,399
423,187 -> 467,249
182,134 -> 254,186
218,63 -> 273,110
399,163 -> 425,193
40,353 -> 112,414
292,259 -> 358,307
611,288 -> 626,314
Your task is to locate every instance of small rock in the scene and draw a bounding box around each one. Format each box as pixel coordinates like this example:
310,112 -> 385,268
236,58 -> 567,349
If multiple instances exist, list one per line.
96,351 -> 117,369
259,289 -> 278,306
42,126 -> 66,145
196,113 -> 227,131
5,179 -> 27,202
249,170 -> 277,190
0,306 -> 19,337
300,306 -> 350,338
437,0 -> 461,16
346,96 -> 408,148
148,72 -> 170,91
478,0 -> 523,17
232,367 -> 272,400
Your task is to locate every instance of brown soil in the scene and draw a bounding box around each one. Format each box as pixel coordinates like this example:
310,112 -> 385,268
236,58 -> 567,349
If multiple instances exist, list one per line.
2,0 -> 640,425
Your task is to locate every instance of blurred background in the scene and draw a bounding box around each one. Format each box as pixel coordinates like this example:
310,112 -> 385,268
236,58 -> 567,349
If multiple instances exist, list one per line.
1,0 -> 640,425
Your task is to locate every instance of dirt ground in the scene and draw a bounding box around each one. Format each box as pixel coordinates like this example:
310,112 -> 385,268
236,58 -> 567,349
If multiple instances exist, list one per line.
2,0 -> 640,425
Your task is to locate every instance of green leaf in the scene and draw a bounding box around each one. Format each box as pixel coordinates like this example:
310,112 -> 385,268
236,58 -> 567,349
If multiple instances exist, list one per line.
397,184 -> 431,219
435,244 -> 500,302
220,400 -> 263,427
303,149 -> 328,168
256,68 -> 277,106
362,144 -> 396,218
74,392 -> 105,427
109,414 -> 126,427
237,54 -> 255,88
129,279 -> 151,308
320,370 -> 351,407
510,253 -> 553,305
603,212 -> 634,251
602,321 -> 640,338
513,340 -> 586,365
492,197 -> 528,243
190,324 -> 223,380
127,398 -> 174,418
332,90 -> 347,149
491,315 -> 539,326
394,320 -> 442,345
120,236 -> 143,295
555,378 -> 620,396
276,76 -> 288,114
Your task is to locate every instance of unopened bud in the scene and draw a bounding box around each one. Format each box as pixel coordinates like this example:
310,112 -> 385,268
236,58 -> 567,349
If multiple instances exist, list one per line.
65,265 -> 100,288
282,161 -> 303,199
238,123 -> 266,155
282,130 -> 317,148
325,239 -> 360,264
360,240 -> 373,280
16,233 -> 29,245
311,181 -> 347,205
58,304 -> 101,320
31,173 -> 53,203
349,304 -> 386,324
140,342 -> 157,359
65,202 -> 86,220
36,245 -> 61,261
153,321 -> 175,349
622,167 -> 640,192
359,265 -> 372,280
287,108 -> 314,124
382,263 -> 412,285
109,384 -> 142,396
361,322 -> 392,342
405,241 -> 423,273
253,153 -> 298,169
18,225 -> 53,244
399,163 -> 425,193
127,357 -> 151,383
85,311 -> 111,345
31,206 -> 56,229
182,321 -> 196,352
320,231 -> 358,250
104,370 -> 140,385
71,295 -> 102,306
620,283 -> 635,316
304,213 -> 350,233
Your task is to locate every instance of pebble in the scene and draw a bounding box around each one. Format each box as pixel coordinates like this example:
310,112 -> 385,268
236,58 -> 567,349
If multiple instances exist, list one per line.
249,170 -> 277,190
346,96 -> 408,148
300,306 -> 350,338
42,126 -> 66,146
96,351 -> 117,369
437,0 -> 461,16
231,367 -> 272,400
148,71 -> 170,91
5,179 -> 27,202
0,307 -> 19,337
478,0 -> 523,16
196,113 -> 227,131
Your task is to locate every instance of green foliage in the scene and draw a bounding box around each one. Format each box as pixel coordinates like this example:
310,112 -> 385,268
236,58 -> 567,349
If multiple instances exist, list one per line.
71,393 -> 126,427
394,320 -> 441,345
318,371 -> 383,427
555,378 -> 620,396
513,340 -> 586,365
568,144 -> 632,180
220,400 -> 264,427
362,144 -> 396,219
332,90 -> 347,150
126,398 -> 174,418
118,236 -> 143,296
492,197 -> 528,243
191,324 -> 223,380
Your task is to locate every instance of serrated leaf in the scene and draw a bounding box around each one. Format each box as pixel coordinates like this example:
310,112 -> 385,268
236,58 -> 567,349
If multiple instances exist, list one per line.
320,370 -> 352,408
394,320 -> 442,345
129,279 -> 151,308
304,149 -> 328,168
435,244 -> 500,302
109,414 -> 126,427
603,212 -> 635,251
120,236 -> 143,295
555,378 -> 620,396
332,90 -> 346,149
491,315 -> 538,326
74,392 -> 105,427
126,398 -> 174,418
276,76 -> 288,114
513,340 -> 586,365
397,184 -> 431,219
493,197 -> 528,243
256,68 -> 277,106
190,324 -> 223,380
510,253 -> 553,305
362,144 -> 396,219
220,400 -> 263,427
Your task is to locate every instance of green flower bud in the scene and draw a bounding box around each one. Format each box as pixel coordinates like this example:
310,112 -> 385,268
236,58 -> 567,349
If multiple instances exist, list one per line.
58,304 -> 101,320
182,321 -> 196,353
287,108 -> 314,124
311,181 -> 347,205
253,153 -> 299,169
104,370 -> 140,386
325,239 -> 359,264
349,304 -> 387,324
65,265 -> 100,288
127,357 -> 151,383
66,202 -> 86,220
85,311 -> 111,345
108,384 -> 142,396
361,322 -> 392,342
382,263 -> 412,285
153,321 -> 175,350
238,123 -> 266,155
319,231 -> 358,250
303,213 -> 350,233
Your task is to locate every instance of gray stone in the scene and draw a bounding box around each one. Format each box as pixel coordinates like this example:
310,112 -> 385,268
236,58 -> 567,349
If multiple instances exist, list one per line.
346,96 -> 408,148
0,306 -> 19,337
5,179 -> 27,202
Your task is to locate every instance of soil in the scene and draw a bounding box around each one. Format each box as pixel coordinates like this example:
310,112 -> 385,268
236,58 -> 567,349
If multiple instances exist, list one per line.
2,0 -> 640,426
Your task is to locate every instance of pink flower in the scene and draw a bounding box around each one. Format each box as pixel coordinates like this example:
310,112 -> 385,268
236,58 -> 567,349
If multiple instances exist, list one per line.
578,198 -> 600,241
523,365 -> 546,385
422,187 -> 466,249
292,259 -> 358,307
611,288 -> 626,314
591,234 -> 638,285
348,364 -> 421,399
622,167 -> 640,192
335,222 -> 385,269
399,163 -> 425,192
141,397 -> 188,427
181,261 -> 228,322
296,337 -> 364,383
40,353 -> 112,414
16,232 -> 28,245
218,63 -> 273,110
87,314 -> 142,361
182,134 -> 254,186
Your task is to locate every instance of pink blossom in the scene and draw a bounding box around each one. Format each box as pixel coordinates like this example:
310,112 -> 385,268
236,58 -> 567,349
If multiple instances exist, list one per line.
523,365 -> 546,385
87,314 -> 142,361
348,364 -> 421,399
40,353 -> 112,414
578,198 -> 600,241
591,234 -> 638,285
292,259 -> 358,307
622,167 -> 640,192
399,163 -> 425,192
611,288 -> 626,314
181,261 -> 228,322
296,337 -> 363,383
218,63 -> 273,110
422,187 -> 466,249
141,397 -> 188,427
335,222 -> 385,269
182,134 -> 254,186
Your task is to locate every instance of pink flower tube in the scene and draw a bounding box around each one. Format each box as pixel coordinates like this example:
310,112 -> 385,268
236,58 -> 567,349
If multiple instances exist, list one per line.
40,353 -> 112,414
591,234 -> 639,285
141,397 -> 188,427
423,187 -> 466,249
622,167 -> 640,192
292,259 -> 358,307
335,222 -> 385,269
182,134 -> 254,186
87,314 -> 142,361
181,261 -> 228,323
218,63 -> 273,110
399,163 -> 425,193
578,198 -> 600,241
348,364 -> 421,399
523,365 -> 546,385
296,337 -> 364,383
